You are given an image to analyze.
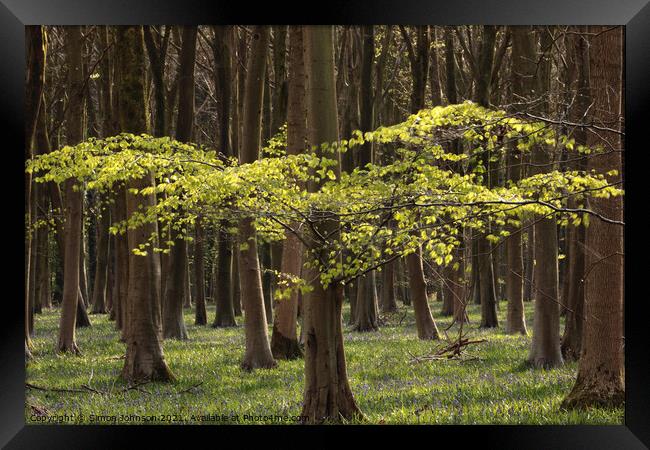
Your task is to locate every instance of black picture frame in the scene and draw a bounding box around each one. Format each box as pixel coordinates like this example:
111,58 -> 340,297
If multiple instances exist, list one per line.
2,1 -> 648,447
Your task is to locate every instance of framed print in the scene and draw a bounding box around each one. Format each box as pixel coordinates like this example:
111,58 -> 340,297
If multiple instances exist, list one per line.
2,0 -> 648,447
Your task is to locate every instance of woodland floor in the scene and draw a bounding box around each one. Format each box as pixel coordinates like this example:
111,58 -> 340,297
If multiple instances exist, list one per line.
25,298 -> 623,425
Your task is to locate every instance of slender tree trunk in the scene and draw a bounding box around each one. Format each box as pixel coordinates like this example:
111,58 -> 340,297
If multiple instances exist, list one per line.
25,26 -> 46,356
504,25 -> 536,335
194,218 -> 207,325
526,28 -> 563,368
353,272 -> 379,332
91,197 -> 110,313
407,248 -> 441,340
163,25 -> 197,340
271,26 -> 305,359
301,26 -> 362,423
380,260 -> 398,313
57,26 -> 84,353
213,227 -> 237,327
117,26 -> 173,382
562,25 -> 624,408
238,26 -> 276,371
561,27 -> 590,361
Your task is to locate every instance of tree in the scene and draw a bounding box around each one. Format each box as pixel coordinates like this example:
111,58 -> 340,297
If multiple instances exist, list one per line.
504,25 -> 534,335
352,25 -> 380,332
163,26 -> 197,340
271,25 -> 305,360
301,25 -> 362,423
527,28 -> 563,368
117,26 -> 174,382
562,25 -> 624,409
400,25 -> 441,340
57,26 -> 84,354
560,27 -> 590,360
211,25 -> 238,328
25,26 -> 46,358
238,26 -> 277,371
473,25 -> 499,329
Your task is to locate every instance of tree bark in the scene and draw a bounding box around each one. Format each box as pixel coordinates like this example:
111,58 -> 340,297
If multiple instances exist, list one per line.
380,260 -> 398,313
194,218 -> 207,325
114,26 -> 173,382
562,25 -> 624,408
406,248 -> 441,340
91,197 -> 110,313
238,26 -> 276,371
527,27 -> 563,368
57,26 -> 84,353
163,26 -> 197,340
271,26 -> 305,359
504,25 -> 536,335
301,26 -> 363,423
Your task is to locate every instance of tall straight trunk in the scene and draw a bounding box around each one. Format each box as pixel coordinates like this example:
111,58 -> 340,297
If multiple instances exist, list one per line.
91,197 -> 110,313
271,26 -> 305,360
79,200 -> 90,307
212,26 -> 238,327
213,227 -> 237,327
402,26 -> 440,339
452,245 -> 469,324
504,25 -> 536,335
117,26 -> 173,382
474,25 -> 499,328
353,272 -> 379,332
163,25 -> 197,340
441,265 -> 454,316
380,260 -> 398,313
563,25 -> 624,408
143,26 -> 170,137
25,26 -> 46,356
301,26 -> 362,423
232,240 -> 242,316
114,186 -> 129,338
351,25 -> 380,330
238,26 -> 276,371
523,226 -> 535,301
561,27 -> 590,361
194,219 -> 207,325
57,26 -> 84,353
261,242 -> 274,324
527,28 -> 563,368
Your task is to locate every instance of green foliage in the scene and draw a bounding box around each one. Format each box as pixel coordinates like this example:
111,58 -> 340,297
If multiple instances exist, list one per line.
27,102 -> 623,286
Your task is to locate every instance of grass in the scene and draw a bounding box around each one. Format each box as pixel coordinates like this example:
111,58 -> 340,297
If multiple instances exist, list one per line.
25,298 -> 623,425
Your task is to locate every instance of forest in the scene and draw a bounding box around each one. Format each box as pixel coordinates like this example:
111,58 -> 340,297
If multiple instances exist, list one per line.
24,25 -> 624,425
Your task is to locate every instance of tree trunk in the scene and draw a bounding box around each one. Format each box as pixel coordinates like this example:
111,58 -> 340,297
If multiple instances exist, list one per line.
527,28 -> 563,369
561,28 -> 590,360
380,260 -> 398,313
271,25 -> 305,359
213,226 -> 237,327
238,26 -> 276,371
504,25 -> 536,335
25,26 -> 46,354
117,26 -> 173,382
301,26 -> 363,423
406,248 -> 440,340
91,197 -> 110,313
163,25 -> 197,340
194,219 -> 207,325
57,26 -> 84,354
353,272 -> 379,332
562,25 -> 624,408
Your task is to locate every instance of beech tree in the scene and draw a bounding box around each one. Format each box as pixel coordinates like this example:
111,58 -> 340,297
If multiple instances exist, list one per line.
562,25 -> 624,409
238,25 -> 276,371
